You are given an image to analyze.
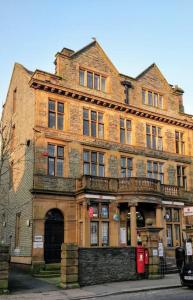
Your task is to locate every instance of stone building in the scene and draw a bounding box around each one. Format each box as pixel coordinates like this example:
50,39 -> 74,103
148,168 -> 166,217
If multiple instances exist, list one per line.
0,40 -> 193,269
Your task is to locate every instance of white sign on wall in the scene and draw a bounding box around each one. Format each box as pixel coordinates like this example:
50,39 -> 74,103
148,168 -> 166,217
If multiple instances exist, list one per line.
33,242 -> 43,249
186,242 -> 193,256
184,207 -> 193,216
158,242 -> 164,257
34,235 -> 43,242
120,227 -> 126,244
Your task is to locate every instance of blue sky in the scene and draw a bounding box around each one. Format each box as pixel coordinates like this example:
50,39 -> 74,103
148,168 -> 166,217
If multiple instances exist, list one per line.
1,0 -> 193,114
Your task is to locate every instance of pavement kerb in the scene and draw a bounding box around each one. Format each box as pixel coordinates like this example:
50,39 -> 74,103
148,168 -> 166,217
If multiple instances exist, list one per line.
68,284 -> 182,300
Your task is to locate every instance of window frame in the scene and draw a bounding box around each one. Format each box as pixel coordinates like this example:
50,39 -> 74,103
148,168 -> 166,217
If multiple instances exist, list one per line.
120,156 -> 133,177
79,68 -> 107,92
142,89 -> 163,109
166,207 -> 181,247
48,144 -> 64,177
83,150 -> 105,177
120,118 -> 132,144
147,160 -> 164,183
83,108 -> 104,139
48,99 -> 64,130
146,124 -> 163,151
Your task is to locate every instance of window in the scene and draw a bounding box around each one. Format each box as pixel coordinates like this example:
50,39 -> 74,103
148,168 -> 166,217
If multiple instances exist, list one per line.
83,150 -> 105,176
177,165 -> 187,190
48,100 -> 64,130
146,124 -> 163,150
147,160 -> 164,183
120,118 -> 132,144
83,109 -> 104,138
48,144 -> 64,176
15,213 -> 21,248
166,208 -> 181,247
79,69 -> 85,86
79,69 -> 106,92
90,203 -> 109,246
142,89 -> 163,109
121,156 -> 133,177
175,131 -> 185,154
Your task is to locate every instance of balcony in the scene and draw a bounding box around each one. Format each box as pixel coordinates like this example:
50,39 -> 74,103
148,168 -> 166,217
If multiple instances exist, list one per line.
33,174 -> 186,199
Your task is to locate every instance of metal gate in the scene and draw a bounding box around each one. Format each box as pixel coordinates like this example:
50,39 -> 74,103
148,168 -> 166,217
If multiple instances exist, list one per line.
44,209 -> 64,263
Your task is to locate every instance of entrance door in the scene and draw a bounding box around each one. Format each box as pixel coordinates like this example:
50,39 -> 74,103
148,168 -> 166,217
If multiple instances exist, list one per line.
44,209 -> 64,263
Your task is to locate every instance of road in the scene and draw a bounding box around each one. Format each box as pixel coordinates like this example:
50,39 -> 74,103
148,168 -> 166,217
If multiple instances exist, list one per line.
97,287 -> 193,300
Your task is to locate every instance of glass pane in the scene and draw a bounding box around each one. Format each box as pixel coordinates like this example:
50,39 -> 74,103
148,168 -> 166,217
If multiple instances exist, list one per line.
126,130 -> 131,144
57,159 -> 63,177
57,114 -> 63,130
57,146 -> 64,158
153,162 -> 158,173
173,209 -> 179,222
91,152 -> 97,162
127,169 -> 132,177
58,102 -> 64,113
148,91 -> 153,105
91,163 -> 97,176
48,144 -> 55,157
79,69 -> 85,86
146,135 -> 151,148
166,208 -> 172,221
102,222 -> 109,246
83,162 -> 90,175
146,125 -> 151,134
159,95 -> 163,108
175,131 -> 179,140
120,128 -> 125,143
152,136 -> 156,149
92,204 -> 99,218
98,113 -> 103,123
90,222 -> 98,246
126,120 -> 131,129
48,112 -> 56,128
83,120 -> 89,136
83,109 -> 89,119
183,176 -> 187,189
175,224 -> 180,242
121,157 -> 126,168
48,157 -> 55,176
154,93 -> 158,107
101,205 -> 109,218
94,74 -> 100,90
99,165 -> 104,177
152,126 -> 156,135
99,153 -> 104,164
142,89 -> 146,104
120,118 -> 124,128
91,122 -> 96,137
98,124 -> 104,139
121,168 -> 126,177
101,77 -> 106,92
87,72 -> 93,89
158,137 -> 163,150
160,173 -> 164,184
49,100 -> 55,111
167,225 -> 173,247
147,161 -> 152,172
91,111 -> 97,121
83,151 -> 90,162
177,166 -> 181,176
127,158 -> 132,169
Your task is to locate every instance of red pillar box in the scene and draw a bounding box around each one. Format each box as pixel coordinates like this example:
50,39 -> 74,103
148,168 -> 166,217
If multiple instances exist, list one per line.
136,246 -> 145,273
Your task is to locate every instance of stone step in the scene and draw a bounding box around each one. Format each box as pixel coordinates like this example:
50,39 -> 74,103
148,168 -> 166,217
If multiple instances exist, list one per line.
34,272 -> 60,278
44,263 -> 60,271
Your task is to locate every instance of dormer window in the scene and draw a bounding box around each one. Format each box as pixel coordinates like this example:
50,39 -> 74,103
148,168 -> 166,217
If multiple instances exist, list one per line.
79,69 -> 106,92
142,88 -> 163,109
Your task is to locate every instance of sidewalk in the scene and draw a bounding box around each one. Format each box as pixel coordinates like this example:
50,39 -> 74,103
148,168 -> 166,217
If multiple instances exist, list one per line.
64,273 -> 181,299
1,272 -> 182,300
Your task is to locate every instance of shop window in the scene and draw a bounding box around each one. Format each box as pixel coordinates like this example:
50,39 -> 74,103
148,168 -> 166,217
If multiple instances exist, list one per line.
83,150 -> 105,177
48,144 -> 64,176
120,118 -> 132,144
177,165 -> 187,190
166,208 -> 181,247
90,203 -> 109,247
121,156 -> 133,177
48,100 -> 64,130
83,109 -> 104,139
146,124 -> 163,150
147,160 -> 164,184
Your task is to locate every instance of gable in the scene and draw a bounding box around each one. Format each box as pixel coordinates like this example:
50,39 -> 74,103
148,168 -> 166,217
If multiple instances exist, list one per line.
71,41 -> 119,75
136,63 -> 172,93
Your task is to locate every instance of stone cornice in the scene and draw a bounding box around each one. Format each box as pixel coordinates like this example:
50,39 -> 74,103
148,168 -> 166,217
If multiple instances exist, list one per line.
29,77 -> 193,130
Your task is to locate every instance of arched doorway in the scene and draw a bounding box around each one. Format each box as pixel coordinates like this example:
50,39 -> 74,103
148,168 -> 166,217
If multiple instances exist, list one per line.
44,209 -> 64,263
